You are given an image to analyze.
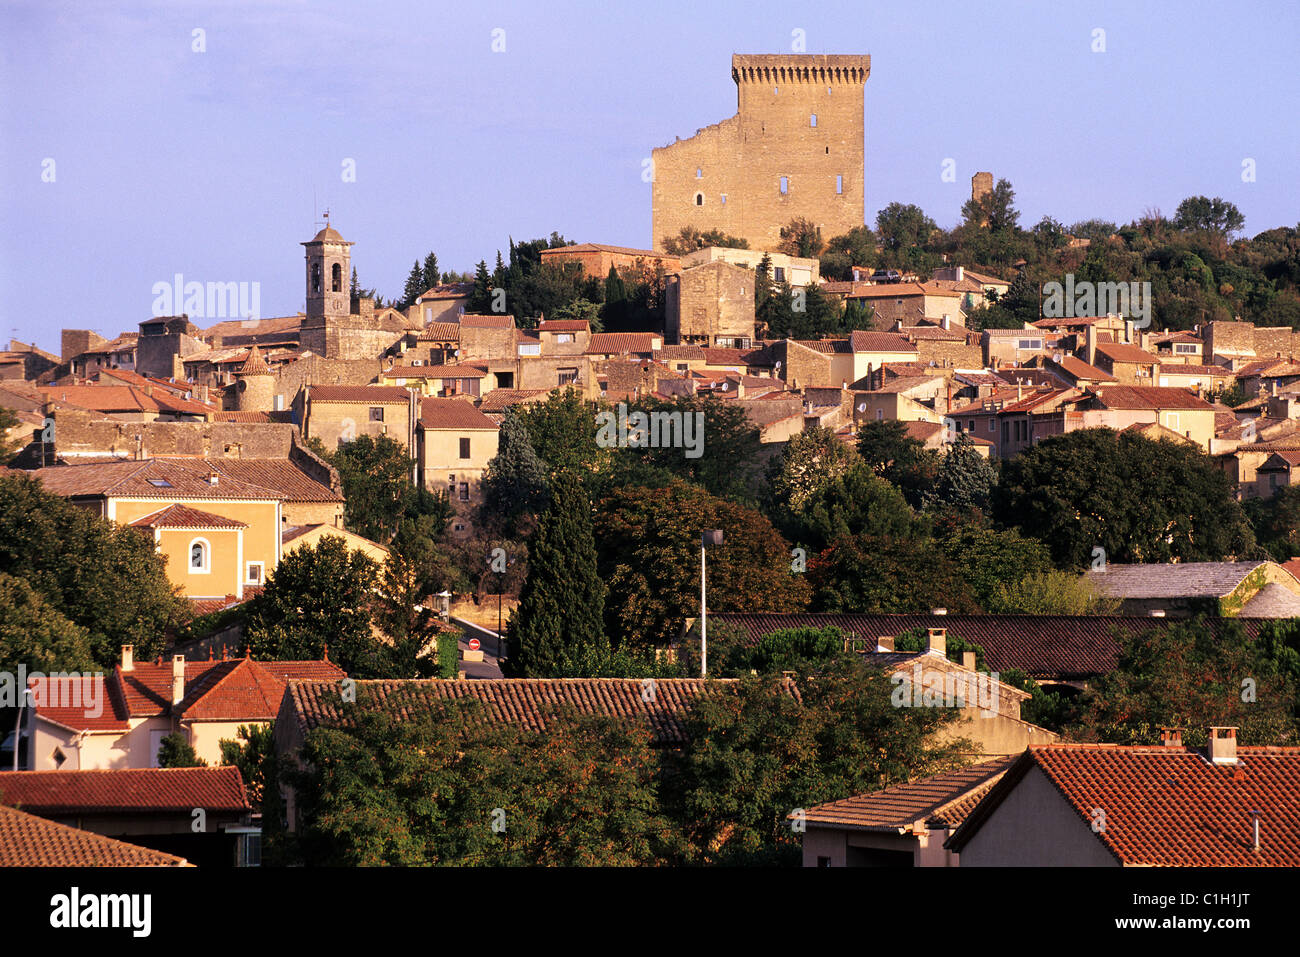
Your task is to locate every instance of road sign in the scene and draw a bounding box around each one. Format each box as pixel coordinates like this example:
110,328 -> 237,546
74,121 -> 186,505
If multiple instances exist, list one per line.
468,637 -> 481,652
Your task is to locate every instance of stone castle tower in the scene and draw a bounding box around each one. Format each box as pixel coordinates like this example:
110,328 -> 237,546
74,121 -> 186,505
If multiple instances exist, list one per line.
651,54 -> 870,252
233,344 -> 275,412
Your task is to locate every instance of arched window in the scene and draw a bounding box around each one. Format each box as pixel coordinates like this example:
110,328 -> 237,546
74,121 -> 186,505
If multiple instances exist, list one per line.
311,263 -> 321,293
189,538 -> 210,573
695,193 -> 704,206
331,262 -> 343,292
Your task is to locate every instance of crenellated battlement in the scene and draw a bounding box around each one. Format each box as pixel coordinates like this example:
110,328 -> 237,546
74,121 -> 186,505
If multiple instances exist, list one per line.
731,54 -> 870,86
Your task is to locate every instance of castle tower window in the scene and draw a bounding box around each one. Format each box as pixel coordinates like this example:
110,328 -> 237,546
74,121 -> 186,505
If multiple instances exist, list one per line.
331,263 -> 342,292
695,193 -> 703,206
720,194 -> 727,205
779,176 -> 788,195
311,263 -> 321,293
810,114 -> 817,127
696,168 -> 702,178
837,175 -> 843,194
773,87 -> 778,94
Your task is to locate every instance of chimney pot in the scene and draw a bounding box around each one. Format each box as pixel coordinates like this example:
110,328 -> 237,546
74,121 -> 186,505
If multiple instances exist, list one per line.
961,651 -> 976,670
927,627 -> 947,657
171,654 -> 185,706
121,644 -> 134,672
1207,726 -> 1239,765
1159,727 -> 1183,747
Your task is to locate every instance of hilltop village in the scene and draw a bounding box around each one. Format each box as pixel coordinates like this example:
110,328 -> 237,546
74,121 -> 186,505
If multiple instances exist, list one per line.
3,54 -> 1300,870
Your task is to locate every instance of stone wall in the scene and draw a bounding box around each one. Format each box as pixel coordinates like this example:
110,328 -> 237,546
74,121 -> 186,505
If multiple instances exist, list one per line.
667,260 -> 756,346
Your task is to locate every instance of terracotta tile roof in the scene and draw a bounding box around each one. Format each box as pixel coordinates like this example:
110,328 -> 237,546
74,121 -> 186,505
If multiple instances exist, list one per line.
417,322 -> 462,341
702,347 -> 769,366
459,314 -> 516,330
40,384 -> 212,416
865,375 -> 941,395
900,325 -> 967,342
961,269 -> 1008,286
27,456 -> 338,505
476,389 -> 550,412
948,744 -> 1300,866
586,332 -> 663,355
281,677 -> 756,746
417,283 -> 474,301
128,503 -> 247,530
1053,355 -> 1117,381
658,345 -> 707,361
29,674 -> 131,733
235,345 -> 272,376
419,396 -> 499,431
540,242 -> 676,259
1088,385 -> 1215,411
800,757 -> 1017,831
849,330 -> 917,353
792,338 -> 851,354
1159,363 -> 1234,377
0,767 -> 250,815
0,804 -> 190,867
114,658 -> 345,720
309,384 -> 412,403
537,319 -> 590,332
391,363 -> 487,378
849,282 -> 929,299
708,612 -> 1262,680
201,314 -> 302,340
1096,342 -> 1160,365
212,410 -> 294,424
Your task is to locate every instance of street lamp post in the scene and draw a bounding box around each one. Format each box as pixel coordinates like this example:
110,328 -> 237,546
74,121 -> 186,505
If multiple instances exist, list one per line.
701,529 -> 723,677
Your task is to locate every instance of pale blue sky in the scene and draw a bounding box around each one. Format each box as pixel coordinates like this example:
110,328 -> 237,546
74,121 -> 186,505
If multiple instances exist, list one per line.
2,0 -> 1297,353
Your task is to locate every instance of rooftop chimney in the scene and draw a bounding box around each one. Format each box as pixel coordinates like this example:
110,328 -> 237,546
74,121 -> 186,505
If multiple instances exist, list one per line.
931,607 -> 948,616
171,654 -> 186,706
927,628 -> 947,657
876,635 -> 895,652
1159,727 -> 1183,747
1149,609 -> 1166,618
1207,726 -> 1238,765
121,644 -> 134,672
961,651 -> 976,670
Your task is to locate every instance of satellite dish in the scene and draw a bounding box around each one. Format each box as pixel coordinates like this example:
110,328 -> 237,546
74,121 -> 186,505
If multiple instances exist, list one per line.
857,403 -> 867,413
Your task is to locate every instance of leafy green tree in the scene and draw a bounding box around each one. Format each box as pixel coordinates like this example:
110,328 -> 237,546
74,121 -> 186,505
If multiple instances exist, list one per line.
510,473 -> 610,676
819,226 -> 876,280
988,570 -> 1120,615
372,518 -> 461,678
329,434 -> 432,543
219,723 -> 274,812
661,225 -> 749,254
808,533 -> 981,614
793,462 -> 924,554
934,520 -> 1053,610
1068,219 -> 1119,244
620,394 -> 763,502
722,625 -> 850,677
1072,617 -> 1296,746
0,474 -> 187,667
514,389 -> 609,481
875,202 -> 937,253
764,425 -> 860,529
595,480 -> 811,649
993,428 -> 1255,567
157,732 -> 206,768
0,572 -> 96,677
778,218 -> 824,258
923,433 -> 996,513
551,297 -> 603,332
667,657 -> 971,864
243,536 -> 387,677
998,269 -> 1041,324
0,407 -> 24,463
1174,196 -> 1245,237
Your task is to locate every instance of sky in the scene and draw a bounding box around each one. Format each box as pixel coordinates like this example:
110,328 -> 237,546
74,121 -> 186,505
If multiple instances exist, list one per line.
2,0 -> 1297,354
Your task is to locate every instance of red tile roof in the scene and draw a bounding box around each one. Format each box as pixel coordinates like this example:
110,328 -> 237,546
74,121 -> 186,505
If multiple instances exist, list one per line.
25,456 -> 340,503
1088,385 -> 1215,411
537,319 -> 590,332
309,384 -> 412,403
417,283 -> 474,301
800,757 -> 1017,831
586,332 -> 663,355
28,674 -> 130,733
114,658 -> 345,720
418,322 -> 462,341
948,744 -> 1300,866
849,330 -> 918,354
459,314 -> 516,330
418,396 -> 499,431
0,804 -> 190,866
0,767 -> 250,815
1096,342 -> 1160,365
128,503 -> 247,530
281,677 -> 759,746
40,384 -> 213,416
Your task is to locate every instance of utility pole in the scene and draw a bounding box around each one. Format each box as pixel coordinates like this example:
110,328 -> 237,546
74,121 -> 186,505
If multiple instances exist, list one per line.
701,529 -> 723,677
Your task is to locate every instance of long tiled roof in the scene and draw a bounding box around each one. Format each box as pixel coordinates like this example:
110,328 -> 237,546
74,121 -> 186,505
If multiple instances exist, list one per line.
0,767 -> 250,814
417,322 -> 462,341
948,744 -> 1300,866
1084,561 -> 1279,599
26,456 -> 341,503
586,332 -> 662,354
849,330 -> 917,353
309,384 -> 412,403
0,804 -> 190,866
476,389 -> 550,412
281,677 -> 751,746
800,757 -> 1017,831
1088,385 -> 1215,411
707,613 -> 1262,680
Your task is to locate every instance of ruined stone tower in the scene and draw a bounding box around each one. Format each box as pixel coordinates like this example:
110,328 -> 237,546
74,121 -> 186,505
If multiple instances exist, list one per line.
651,54 -> 870,252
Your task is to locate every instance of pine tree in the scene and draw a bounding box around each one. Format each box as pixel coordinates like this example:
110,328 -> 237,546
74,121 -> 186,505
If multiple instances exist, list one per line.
510,472 -> 609,676
923,433 -> 996,513
481,413 -> 549,521
421,252 -> 440,292
401,260 -> 424,310
470,260 -> 492,313
350,266 -> 360,298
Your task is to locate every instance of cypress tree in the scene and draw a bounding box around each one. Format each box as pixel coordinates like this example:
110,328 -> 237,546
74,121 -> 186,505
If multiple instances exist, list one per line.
421,252 -> 440,292
470,260 -> 492,313
400,260 -> 424,310
510,472 -> 609,676
481,413 -> 549,521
